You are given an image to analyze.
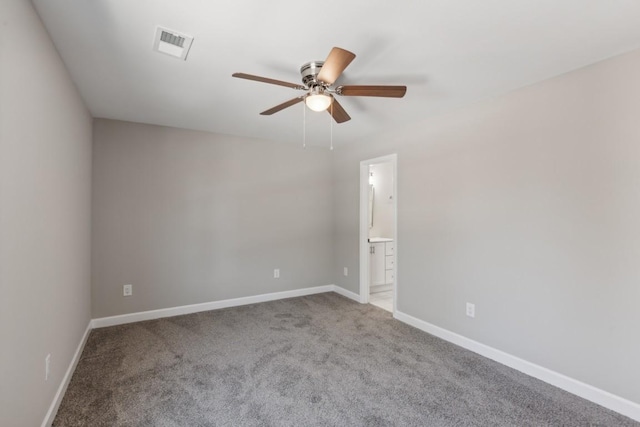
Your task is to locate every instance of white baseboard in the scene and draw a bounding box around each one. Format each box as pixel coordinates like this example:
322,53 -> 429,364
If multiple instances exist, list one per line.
92,285 -> 335,328
394,310 -> 640,422
331,285 -> 361,302
41,321 -> 92,427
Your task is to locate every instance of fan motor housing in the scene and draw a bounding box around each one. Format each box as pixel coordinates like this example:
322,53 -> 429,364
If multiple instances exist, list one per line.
300,61 -> 324,87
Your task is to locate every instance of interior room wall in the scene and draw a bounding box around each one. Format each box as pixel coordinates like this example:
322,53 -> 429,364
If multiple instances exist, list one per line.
332,48 -> 640,405
0,1 -> 93,426
92,119 -> 333,318
369,162 -> 394,239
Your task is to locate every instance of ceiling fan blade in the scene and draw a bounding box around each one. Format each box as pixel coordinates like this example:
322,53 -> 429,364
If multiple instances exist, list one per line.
260,96 -> 305,115
327,97 -> 351,123
232,72 -> 304,89
317,47 -> 356,86
338,85 -> 407,98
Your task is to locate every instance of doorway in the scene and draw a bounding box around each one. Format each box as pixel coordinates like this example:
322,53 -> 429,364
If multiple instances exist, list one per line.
359,154 -> 397,313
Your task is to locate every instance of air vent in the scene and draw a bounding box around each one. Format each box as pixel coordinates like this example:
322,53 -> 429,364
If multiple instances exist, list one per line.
153,27 -> 194,60
161,31 -> 185,47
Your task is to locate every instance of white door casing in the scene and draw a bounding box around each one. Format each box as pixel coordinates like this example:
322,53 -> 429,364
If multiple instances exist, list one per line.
359,154 -> 398,312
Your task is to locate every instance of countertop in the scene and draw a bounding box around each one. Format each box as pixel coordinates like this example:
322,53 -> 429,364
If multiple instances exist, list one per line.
368,237 -> 394,243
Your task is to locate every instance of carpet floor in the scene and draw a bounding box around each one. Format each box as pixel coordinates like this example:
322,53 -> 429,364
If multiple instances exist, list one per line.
53,292 -> 637,426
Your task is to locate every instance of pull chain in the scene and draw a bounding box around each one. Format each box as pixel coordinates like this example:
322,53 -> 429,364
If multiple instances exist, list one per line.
330,100 -> 334,151
302,98 -> 306,149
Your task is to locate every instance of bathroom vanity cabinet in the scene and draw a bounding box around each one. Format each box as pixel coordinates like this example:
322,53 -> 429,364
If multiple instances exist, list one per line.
369,239 -> 394,286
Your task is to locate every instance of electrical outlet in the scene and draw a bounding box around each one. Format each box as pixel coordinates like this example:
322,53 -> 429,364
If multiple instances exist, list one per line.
274,269 -> 280,279
123,284 -> 132,296
343,267 -> 348,276
45,354 -> 51,381
466,302 -> 475,318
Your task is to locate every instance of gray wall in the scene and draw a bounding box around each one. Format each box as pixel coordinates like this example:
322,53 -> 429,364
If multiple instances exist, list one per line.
333,49 -> 640,404
92,119 -> 333,318
0,1 -> 93,426
2,1 -> 636,420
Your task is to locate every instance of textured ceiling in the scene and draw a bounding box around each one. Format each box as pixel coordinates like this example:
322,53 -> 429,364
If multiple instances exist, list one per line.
33,0 -> 640,146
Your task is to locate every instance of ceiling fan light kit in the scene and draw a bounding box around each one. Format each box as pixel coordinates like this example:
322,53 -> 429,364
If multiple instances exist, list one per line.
305,86 -> 332,112
232,47 -> 407,123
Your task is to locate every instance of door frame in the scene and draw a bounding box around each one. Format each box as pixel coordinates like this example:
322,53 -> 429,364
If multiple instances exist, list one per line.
359,154 -> 398,313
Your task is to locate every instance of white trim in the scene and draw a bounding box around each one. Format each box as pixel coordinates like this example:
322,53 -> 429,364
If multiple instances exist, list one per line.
92,285 -> 335,328
359,154 -> 398,310
394,310 -> 640,422
359,161 -> 371,304
41,321 -> 92,427
332,285 -> 361,302
391,156 -> 398,314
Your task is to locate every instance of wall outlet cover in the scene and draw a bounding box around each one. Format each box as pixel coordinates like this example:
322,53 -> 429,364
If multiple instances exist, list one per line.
123,284 -> 133,296
466,302 -> 475,318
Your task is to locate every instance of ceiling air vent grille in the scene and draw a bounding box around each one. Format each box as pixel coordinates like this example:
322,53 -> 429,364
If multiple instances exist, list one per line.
160,31 -> 185,48
153,27 -> 194,60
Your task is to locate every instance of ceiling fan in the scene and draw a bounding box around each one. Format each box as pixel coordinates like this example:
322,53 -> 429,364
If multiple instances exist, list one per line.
232,47 -> 407,123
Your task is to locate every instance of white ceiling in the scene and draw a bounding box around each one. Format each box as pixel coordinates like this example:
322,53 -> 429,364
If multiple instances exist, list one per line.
33,0 -> 640,147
